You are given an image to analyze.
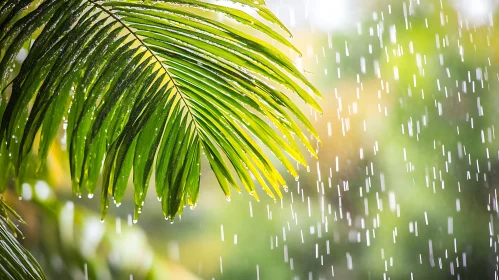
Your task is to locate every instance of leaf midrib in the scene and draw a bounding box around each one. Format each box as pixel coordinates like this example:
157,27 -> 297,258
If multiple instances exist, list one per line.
88,0 -> 202,135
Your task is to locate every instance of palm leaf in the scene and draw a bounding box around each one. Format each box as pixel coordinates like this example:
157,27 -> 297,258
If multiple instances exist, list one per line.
0,196 -> 47,280
0,0 -> 321,220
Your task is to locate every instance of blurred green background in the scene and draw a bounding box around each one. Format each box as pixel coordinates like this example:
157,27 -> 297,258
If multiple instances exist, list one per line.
5,0 -> 499,279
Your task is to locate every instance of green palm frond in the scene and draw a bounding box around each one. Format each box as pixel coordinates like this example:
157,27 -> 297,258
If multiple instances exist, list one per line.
0,0 -> 321,220
0,196 -> 47,280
